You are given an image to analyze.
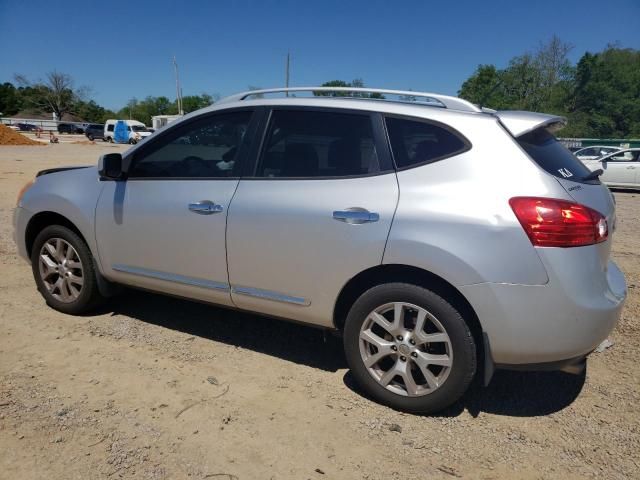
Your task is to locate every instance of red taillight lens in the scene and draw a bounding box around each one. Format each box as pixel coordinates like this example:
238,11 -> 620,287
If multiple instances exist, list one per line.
509,197 -> 608,248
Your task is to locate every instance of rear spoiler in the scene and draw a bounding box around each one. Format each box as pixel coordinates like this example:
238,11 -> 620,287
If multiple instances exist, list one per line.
493,111 -> 567,138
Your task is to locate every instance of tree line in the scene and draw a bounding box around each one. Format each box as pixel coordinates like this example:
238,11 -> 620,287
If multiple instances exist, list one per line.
1,39 -> 638,137
0,71 -> 216,126
458,37 -> 640,138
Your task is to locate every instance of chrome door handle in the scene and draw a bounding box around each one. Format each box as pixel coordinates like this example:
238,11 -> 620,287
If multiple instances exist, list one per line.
333,208 -> 380,224
626,166 -> 636,169
188,200 -> 223,215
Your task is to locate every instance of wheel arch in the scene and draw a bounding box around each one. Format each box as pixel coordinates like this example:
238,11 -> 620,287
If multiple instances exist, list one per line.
25,211 -> 89,259
333,264 -> 491,383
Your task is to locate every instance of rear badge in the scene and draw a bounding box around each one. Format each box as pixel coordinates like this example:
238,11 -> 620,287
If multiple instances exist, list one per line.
558,168 -> 574,178
568,185 -> 582,192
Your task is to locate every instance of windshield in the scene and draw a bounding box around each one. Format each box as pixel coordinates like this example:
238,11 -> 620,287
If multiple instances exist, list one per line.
518,128 -> 595,183
131,125 -> 147,132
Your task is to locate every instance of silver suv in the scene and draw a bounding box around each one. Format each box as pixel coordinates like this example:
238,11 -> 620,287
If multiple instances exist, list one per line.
13,87 -> 627,413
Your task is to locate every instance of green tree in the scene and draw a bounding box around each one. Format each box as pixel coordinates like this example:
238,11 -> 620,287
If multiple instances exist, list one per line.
117,96 -> 178,125
570,47 -> 640,137
458,37 -> 640,138
458,65 -> 507,108
0,82 -> 22,116
181,93 -> 214,113
315,79 -> 384,98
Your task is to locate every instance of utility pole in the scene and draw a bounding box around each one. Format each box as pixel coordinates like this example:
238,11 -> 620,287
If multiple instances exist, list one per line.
285,51 -> 290,97
173,55 -> 184,115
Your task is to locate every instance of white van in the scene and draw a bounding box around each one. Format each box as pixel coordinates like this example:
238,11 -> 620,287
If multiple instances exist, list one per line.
104,119 -> 153,144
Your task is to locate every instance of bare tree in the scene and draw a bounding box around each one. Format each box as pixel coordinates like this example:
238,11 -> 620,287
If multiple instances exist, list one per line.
535,35 -> 574,88
14,71 -> 85,120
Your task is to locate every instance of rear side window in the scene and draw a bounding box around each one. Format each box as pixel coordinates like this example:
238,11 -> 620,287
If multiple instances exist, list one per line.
518,128 -> 592,182
256,110 -> 380,178
107,124 -> 114,132
385,117 -> 469,169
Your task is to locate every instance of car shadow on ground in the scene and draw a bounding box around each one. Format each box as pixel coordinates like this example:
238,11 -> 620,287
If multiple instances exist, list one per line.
343,369 -> 586,418
106,289 -> 347,373
106,289 -> 586,417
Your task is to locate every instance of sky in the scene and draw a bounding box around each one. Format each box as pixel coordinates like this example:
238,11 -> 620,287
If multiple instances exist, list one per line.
1,0 -> 639,111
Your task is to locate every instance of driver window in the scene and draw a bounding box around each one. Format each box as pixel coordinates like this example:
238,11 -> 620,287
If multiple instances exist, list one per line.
608,151 -> 634,162
129,111 -> 252,178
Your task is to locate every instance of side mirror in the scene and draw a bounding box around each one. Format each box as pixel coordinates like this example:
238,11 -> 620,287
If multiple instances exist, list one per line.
98,153 -> 124,180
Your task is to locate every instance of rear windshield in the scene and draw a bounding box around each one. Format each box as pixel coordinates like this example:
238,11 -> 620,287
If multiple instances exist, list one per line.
518,128 -> 593,183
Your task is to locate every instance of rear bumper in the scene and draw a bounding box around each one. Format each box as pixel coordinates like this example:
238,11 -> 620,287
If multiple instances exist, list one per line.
461,255 -> 626,366
497,354 -> 587,375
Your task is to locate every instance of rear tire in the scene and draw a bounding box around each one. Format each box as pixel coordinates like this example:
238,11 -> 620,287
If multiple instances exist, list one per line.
87,134 -> 94,141
31,225 -> 106,315
343,283 -> 476,413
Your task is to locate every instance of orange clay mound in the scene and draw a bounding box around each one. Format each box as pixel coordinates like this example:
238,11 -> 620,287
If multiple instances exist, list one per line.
0,124 -> 45,146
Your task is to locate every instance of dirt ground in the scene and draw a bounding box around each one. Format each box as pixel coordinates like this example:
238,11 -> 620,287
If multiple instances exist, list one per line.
0,144 -> 638,480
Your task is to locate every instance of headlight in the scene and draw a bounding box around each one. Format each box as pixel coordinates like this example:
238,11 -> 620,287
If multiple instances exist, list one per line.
16,179 -> 35,206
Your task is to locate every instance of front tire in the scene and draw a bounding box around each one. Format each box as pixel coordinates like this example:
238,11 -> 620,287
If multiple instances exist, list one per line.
31,225 -> 105,315
344,283 -> 476,413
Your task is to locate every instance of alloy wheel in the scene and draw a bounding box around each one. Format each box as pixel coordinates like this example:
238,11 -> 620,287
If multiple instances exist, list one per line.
359,302 -> 453,397
38,238 -> 84,303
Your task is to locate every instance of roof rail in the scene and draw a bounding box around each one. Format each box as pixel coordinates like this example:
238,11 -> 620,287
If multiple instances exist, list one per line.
218,87 -> 481,113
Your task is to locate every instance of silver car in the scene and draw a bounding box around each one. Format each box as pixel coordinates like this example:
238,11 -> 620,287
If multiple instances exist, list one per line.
582,148 -> 640,189
13,87 -> 627,413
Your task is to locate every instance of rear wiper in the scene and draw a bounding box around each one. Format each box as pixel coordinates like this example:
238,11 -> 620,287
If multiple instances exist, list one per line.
582,169 -> 603,181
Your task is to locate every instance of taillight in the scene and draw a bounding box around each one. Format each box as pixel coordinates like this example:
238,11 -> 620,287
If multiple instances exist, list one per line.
509,197 -> 608,248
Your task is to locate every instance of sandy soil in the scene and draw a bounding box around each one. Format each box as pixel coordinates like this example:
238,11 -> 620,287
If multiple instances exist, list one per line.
1,144 -> 638,480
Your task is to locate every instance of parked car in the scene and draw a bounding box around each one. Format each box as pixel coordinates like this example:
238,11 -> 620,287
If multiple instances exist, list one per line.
84,123 -> 106,141
57,123 -> 82,134
582,148 -> 640,189
104,119 -> 152,144
16,123 -> 38,131
13,87 -> 627,413
573,145 -> 622,161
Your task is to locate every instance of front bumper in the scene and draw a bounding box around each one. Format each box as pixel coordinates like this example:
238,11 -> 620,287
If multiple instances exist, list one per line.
13,206 -> 33,263
461,253 -> 626,366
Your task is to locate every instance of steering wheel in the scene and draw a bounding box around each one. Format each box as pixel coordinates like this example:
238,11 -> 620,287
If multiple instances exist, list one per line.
179,155 -> 208,176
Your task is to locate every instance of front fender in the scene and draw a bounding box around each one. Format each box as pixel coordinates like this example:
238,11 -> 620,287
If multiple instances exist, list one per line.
20,166 -> 104,268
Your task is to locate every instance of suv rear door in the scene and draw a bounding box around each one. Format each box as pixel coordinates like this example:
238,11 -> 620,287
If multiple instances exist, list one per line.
225,107 -> 398,326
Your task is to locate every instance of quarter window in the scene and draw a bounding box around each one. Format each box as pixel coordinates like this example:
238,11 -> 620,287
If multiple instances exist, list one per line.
128,111 -> 252,178
385,117 -> 469,169
256,110 -> 380,178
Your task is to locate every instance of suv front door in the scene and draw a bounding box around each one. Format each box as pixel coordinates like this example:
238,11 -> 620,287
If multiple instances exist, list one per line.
95,109 -> 256,305
226,108 -> 399,326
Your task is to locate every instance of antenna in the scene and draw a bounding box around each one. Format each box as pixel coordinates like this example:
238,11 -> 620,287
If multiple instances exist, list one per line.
285,51 -> 290,97
173,56 -> 184,115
